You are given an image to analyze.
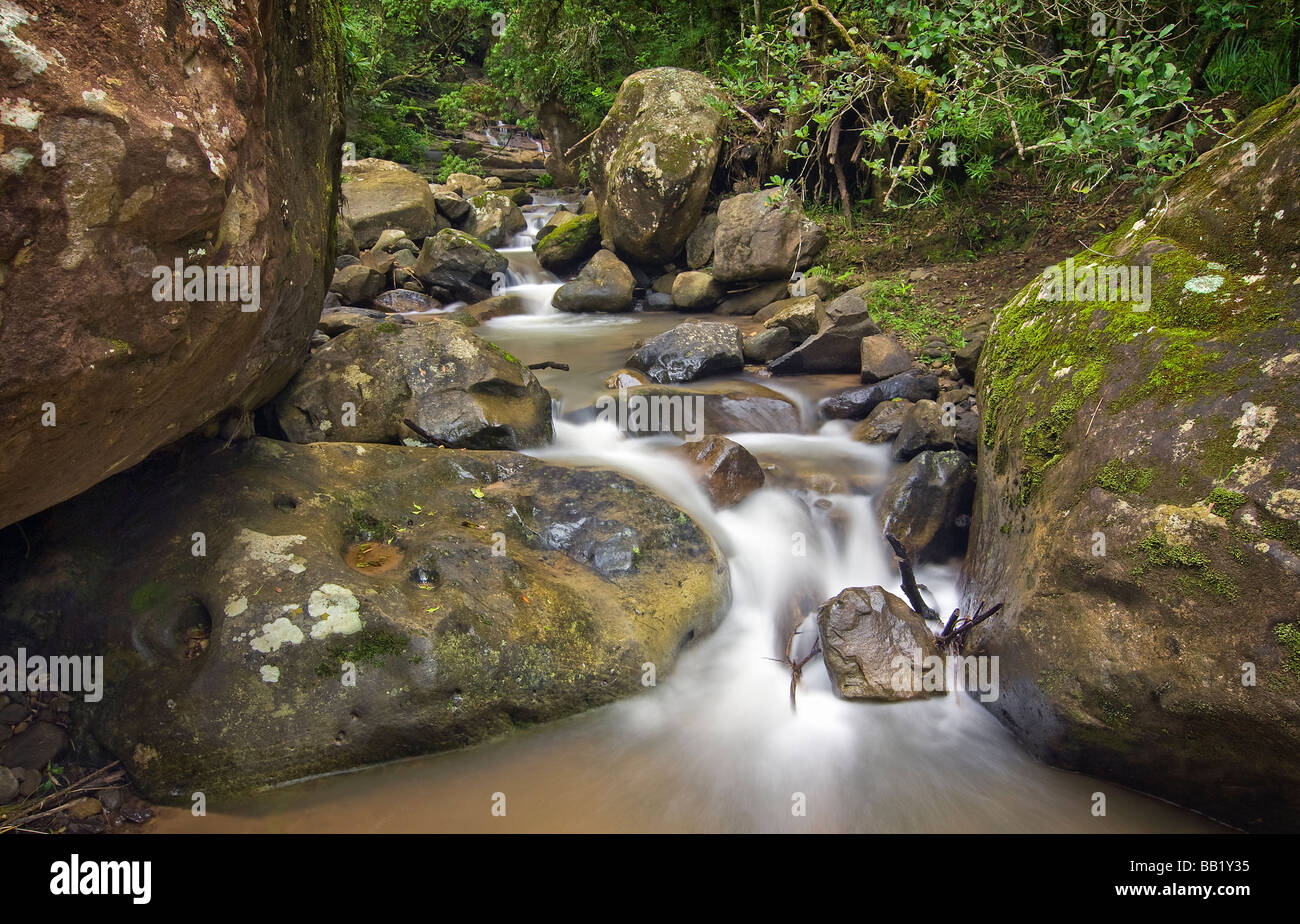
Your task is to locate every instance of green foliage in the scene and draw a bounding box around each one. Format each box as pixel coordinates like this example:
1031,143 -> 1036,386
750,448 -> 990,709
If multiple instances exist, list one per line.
342,0 -> 500,160
862,278 -> 964,358
1276,623 -> 1300,673
434,153 -> 484,182
484,0 -> 742,131
1132,532 -> 1240,599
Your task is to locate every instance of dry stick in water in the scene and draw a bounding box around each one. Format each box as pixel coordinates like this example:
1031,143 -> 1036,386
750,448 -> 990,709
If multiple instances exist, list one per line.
935,601 -> 1004,647
885,532 -> 939,621
768,606 -> 822,712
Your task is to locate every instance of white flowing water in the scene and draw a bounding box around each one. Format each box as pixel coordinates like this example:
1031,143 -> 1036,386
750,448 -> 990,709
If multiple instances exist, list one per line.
151,203 -> 1224,833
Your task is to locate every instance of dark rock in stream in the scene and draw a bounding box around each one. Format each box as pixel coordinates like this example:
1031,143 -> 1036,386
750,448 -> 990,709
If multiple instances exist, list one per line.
675,436 -> 766,506
627,321 -> 744,383
818,372 -> 940,420
876,450 -> 974,563
892,399 -> 958,461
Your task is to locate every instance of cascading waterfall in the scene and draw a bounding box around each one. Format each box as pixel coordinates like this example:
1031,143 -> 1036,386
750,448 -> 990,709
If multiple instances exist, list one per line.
149,204 -> 1221,833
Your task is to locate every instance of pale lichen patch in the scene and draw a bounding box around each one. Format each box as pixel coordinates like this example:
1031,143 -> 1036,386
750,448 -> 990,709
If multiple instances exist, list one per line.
236,528 -> 309,574
308,584 -> 363,639
250,616 -> 305,654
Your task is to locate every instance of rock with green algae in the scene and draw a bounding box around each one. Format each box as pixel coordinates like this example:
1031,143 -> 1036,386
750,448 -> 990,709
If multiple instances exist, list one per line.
586,68 -> 724,264
963,86 -> 1300,832
535,213 -> 601,272
0,438 -> 729,801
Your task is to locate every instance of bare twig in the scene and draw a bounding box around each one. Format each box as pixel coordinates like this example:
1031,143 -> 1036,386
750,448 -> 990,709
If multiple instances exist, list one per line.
885,532 -> 939,621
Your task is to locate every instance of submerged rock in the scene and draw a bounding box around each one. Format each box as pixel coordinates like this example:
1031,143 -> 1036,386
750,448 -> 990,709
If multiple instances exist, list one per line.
621,382 -> 802,434
817,587 -> 945,700
275,318 -> 553,449
0,439 -> 729,800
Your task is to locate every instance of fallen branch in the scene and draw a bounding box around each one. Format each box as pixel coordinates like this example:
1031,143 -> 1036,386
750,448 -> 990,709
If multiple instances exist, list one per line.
527,361 -> 570,371
783,622 -> 822,712
935,601 -> 1003,647
766,608 -> 822,712
885,532 -> 939,621
0,762 -> 126,834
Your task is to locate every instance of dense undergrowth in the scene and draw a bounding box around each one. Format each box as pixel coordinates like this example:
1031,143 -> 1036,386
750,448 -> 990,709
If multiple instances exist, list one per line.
344,0 -> 1298,213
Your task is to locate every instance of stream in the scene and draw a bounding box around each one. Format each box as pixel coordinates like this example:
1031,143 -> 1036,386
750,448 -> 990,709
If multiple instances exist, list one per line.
151,196 -> 1224,833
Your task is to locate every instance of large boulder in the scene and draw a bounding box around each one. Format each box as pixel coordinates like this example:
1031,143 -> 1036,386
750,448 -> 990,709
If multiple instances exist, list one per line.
587,68 -> 724,263
627,321 -> 744,384
817,587 -> 946,700
0,0 -> 344,530
0,438 -> 729,799
553,249 -> 635,312
341,159 -> 438,250
961,88 -> 1300,831
712,188 -> 827,283
275,318 -> 552,449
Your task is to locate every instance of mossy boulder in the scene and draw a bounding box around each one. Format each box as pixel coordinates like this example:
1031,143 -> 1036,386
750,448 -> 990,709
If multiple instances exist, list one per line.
535,213 -> 601,272
274,318 -> 553,449
587,68 -> 724,264
413,228 -> 508,287
0,439 -> 728,800
963,87 -> 1300,831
